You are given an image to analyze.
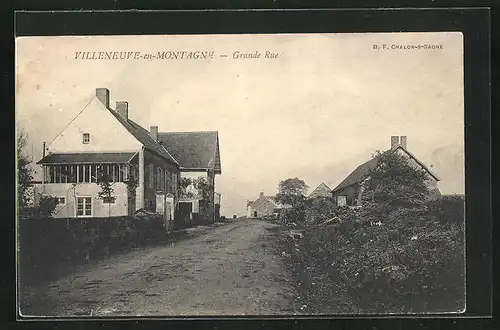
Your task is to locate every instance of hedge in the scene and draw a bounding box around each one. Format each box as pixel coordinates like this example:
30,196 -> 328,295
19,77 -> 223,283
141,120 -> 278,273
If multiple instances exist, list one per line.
18,214 -> 167,285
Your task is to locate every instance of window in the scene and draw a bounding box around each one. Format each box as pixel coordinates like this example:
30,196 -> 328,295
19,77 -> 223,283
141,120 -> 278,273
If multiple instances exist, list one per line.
148,164 -> 154,188
119,165 -> 127,182
77,165 -> 84,183
112,164 -> 119,182
156,167 -> 162,190
337,195 -> 347,207
44,164 -> 127,184
172,173 -> 177,193
56,197 -> 66,205
90,165 -> 97,182
168,172 -> 175,194
76,197 -> 92,217
84,165 -> 90,183
83,133 -> 90,144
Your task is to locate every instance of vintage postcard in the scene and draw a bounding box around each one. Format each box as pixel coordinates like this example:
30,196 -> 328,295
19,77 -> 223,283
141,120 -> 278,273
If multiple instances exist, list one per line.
16,32 -> 465,317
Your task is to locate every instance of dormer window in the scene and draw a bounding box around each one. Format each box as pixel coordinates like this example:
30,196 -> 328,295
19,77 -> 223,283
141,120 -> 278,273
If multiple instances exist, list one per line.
83,133 -> 90,144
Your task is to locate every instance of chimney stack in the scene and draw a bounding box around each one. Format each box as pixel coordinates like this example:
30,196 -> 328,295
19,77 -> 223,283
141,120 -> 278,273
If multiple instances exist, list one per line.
400,136 -> 407,149
390,136 -> 400,149
150,126 -> 158,141
96,88 -> 110,108
116,101 -> 129,120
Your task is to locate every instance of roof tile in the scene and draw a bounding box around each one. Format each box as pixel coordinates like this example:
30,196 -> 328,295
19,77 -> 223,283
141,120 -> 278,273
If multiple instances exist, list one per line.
158,131 -> 221,173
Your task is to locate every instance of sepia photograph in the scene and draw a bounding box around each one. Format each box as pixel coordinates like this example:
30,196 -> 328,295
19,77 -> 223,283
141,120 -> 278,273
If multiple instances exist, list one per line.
16,32 -> 465,317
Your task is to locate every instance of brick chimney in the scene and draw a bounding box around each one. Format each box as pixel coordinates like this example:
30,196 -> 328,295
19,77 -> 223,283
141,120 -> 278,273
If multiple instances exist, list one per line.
390,136 -> 400,149
400,136 -> 407,149
96,88 -> 110,108
115,101 -> 129,120
150,126 -> 158,141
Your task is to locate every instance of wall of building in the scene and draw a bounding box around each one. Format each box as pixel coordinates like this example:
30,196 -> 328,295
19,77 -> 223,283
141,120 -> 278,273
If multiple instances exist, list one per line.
332,184 -> 360,206
48,97 -> 142,153
35,182 -> 128,218
142,149 -> 179,212
247,205 -> 255,218
249,196 -> 276,217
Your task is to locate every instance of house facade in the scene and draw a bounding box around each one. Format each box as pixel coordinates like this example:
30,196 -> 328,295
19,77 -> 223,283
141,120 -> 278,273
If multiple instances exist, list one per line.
158,131 -> 222,225
331,136 -> 441,207
307,182 -> 332,199
246,192 -> 290,218
35,88 -> 181,227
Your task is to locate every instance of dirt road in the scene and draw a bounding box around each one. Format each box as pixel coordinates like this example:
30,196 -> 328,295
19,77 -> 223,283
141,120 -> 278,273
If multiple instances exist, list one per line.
21,218 -> 297,317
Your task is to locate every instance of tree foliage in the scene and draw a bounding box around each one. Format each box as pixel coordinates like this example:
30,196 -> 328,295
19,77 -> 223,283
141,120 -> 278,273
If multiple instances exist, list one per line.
17,129 -> 34,212
96,166 -> 115,203
364,151 -> 430,209
275,177 -> 309,208
17,129 -> 57,219
179,177 -> 212,200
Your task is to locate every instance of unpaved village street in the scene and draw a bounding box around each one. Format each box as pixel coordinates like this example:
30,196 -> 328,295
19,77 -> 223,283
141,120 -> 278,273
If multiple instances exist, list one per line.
21,219 -> 298,317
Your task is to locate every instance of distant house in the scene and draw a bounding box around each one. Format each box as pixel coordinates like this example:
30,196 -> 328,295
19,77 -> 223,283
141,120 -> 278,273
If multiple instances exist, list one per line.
247,192 -> 291,218
35,88 -> 181,225
307,182 -> 332,199
331,136 -> 441,207
158,131 -> 222,225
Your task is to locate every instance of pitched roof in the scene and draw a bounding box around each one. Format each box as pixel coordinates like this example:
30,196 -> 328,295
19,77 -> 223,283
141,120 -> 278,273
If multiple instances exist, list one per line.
331,146 -> 439,193
37,152 -> 136,165
307,182 -> 332,199
157,131 -> 221,174
108,110 -> 179,166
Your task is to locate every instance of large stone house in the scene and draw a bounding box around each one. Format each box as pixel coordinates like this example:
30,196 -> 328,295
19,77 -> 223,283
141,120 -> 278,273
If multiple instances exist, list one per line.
331,136 -> 441,207
246,192 -> 290,218
34,88 -> 221,227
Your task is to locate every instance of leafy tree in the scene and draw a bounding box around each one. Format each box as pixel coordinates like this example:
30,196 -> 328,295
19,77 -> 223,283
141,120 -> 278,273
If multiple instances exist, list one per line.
96,166 -> 115,205
17,129 -> 34,213
179,177 -> 194,198
275,177 -> 309,208
33,195 -> 58,220
364,151 -> 430,209
179,177 -> 212,200
194,177 -> 212,200
17,129 -> 58,219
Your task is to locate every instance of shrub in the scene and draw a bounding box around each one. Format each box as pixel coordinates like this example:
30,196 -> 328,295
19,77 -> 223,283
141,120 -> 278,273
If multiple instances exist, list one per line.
287,204 -> 465,313
426,194 -> 465,226
304,197 -> 336,225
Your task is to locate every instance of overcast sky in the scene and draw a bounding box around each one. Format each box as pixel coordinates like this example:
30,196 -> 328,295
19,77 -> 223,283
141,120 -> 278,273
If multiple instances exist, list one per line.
16,33 -> 464,216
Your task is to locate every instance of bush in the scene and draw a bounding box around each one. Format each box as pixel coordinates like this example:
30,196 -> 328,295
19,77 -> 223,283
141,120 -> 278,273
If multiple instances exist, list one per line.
426,194 -> 465,226
20,195 -> 58,221
284,198 -> 465,313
